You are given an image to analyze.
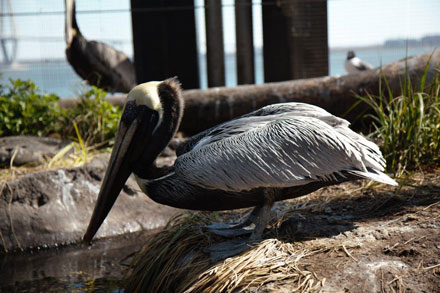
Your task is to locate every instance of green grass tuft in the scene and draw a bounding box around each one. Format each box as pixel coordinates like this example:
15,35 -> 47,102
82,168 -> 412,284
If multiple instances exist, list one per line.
358,59 -> 440,174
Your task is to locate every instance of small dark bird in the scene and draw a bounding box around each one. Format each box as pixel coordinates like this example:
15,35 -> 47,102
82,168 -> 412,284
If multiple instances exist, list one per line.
64,0 -> 136,93
344,50 -> 373,74
83,78 -> 397,258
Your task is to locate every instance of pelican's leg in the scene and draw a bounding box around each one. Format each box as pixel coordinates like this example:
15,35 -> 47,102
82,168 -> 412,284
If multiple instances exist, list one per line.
204,189 -> 276,238
205,190 -> 276,263
249,201 -> 273,240
249,188 -> 277,240
202,206 -> 261,237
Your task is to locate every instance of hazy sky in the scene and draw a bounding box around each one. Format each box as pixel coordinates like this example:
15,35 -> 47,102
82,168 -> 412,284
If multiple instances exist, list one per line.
329,0 -> 440,47
1,0 -> 440,61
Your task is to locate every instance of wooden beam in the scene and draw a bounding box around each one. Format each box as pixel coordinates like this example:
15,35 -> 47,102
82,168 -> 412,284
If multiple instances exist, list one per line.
130,0 -> 199,89
205,0 -> 225,87
235,0 -> 255,85
287,0 -> 328,78
262,0 -> 328,81
262,0 -> 290,82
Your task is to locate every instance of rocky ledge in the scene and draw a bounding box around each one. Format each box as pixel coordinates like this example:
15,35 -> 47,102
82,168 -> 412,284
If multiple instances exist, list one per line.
0,152 -> 179,252
0,136 -> 72,167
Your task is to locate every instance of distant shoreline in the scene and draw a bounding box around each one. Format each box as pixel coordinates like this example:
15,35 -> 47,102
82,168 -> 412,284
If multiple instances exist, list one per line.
330,44 -> 438,52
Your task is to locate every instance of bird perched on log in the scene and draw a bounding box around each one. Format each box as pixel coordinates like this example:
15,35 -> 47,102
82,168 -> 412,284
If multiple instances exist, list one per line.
83,78 -> 397,257
64,0 -> 136,93
344,50 -> 373,74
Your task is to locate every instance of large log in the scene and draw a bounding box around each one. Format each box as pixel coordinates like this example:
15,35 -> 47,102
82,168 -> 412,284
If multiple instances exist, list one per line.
59,51 -> 440,135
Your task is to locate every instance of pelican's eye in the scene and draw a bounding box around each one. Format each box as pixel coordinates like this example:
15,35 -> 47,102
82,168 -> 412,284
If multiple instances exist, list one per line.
121,100 -> 140,125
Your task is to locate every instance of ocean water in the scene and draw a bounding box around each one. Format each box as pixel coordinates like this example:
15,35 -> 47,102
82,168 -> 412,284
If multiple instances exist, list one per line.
0,46 -> 435,98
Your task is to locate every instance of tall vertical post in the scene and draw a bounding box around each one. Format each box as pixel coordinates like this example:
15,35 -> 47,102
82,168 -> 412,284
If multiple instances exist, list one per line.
130,0 -> 199,89
235,0 -> 254,85
262,0 -> 290,82
262,0 -> 328,82
205,0 -> 225,87
288,0 -> 328,79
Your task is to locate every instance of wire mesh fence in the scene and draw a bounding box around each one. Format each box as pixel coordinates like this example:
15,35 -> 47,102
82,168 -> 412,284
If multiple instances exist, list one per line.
0,0 -> 439,97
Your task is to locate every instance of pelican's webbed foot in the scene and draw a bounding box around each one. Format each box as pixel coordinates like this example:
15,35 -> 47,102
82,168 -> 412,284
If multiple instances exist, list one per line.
202,206 -> 261,237
204,203 -> 274,262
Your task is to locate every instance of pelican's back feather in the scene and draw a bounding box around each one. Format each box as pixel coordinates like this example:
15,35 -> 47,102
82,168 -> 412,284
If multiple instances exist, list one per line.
176,102 -> 349,156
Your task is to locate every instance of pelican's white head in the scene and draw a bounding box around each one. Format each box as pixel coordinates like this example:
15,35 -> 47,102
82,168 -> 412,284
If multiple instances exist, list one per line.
84,78 -> 183,243
127,81 -> 163,116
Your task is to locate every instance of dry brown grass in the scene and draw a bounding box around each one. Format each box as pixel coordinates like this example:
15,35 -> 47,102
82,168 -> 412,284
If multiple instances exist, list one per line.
125,212 -> 325,293
0,145 -> 100,183
184,239 -> 323,293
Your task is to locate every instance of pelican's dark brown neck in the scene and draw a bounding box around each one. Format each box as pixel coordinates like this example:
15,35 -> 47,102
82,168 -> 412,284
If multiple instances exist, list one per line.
156,78 -> 184,147
134,78 -> 184,180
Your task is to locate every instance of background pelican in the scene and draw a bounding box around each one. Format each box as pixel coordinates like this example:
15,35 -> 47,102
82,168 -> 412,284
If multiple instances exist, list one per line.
344,50 -> 374,74
84,78 -> 397,251
64,0 -> 136,93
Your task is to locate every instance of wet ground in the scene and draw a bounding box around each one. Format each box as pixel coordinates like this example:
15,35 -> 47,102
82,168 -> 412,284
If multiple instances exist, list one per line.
0,230 -> 157,292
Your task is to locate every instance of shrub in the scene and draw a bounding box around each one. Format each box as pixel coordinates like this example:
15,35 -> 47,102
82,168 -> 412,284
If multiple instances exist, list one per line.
0,79 -> 122,148
0,79 -> 64,136
62,86 -> 121,147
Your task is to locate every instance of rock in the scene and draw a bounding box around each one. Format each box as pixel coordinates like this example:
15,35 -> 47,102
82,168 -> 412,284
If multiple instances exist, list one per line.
0,153 -> 179,252
0,136 -> 72,167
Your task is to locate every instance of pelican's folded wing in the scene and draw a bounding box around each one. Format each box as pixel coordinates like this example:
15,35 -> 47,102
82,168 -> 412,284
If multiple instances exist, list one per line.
174,115 -> 385,192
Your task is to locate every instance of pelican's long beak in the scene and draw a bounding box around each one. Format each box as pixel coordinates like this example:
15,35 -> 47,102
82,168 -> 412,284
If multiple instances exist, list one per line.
83,101 -> 159,242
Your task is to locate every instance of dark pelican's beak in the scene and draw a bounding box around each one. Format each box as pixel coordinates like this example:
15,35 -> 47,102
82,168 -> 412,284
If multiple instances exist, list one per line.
83,100 -> 159,242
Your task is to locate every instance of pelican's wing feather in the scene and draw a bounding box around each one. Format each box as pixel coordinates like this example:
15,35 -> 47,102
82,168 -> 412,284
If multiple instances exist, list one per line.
175,112 -> 392,192
176,102 -> 349,156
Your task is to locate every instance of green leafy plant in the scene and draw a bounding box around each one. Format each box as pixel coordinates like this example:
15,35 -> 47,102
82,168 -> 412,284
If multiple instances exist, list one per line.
0,79 -> 64,136
0,79 -> 122,149
358,61 -> 440,174
62,86 -> 122,147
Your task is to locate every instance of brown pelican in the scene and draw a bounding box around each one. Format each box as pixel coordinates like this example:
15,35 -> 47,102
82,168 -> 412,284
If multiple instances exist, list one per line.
64,0 -> 136,93
84,78 -> 397,249
344,51 -> 374,74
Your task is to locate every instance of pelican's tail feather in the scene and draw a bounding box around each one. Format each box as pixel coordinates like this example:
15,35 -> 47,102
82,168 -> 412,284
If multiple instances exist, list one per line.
347,168 -> 398,186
